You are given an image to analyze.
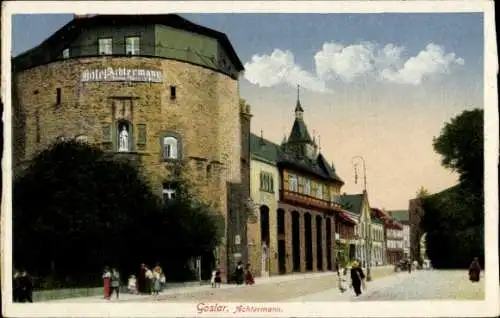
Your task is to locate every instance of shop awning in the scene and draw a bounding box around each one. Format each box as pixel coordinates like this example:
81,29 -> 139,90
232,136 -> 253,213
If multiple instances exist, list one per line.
338,211 -> 358,225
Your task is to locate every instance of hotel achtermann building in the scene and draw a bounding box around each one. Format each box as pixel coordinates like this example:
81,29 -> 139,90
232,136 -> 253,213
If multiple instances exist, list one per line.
11,14 -> 251,280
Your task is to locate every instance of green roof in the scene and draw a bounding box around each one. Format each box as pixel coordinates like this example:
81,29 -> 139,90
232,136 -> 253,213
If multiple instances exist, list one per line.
388,210 -> 409,222
249,133 -> 344,184
287,117 -> 313,143
340,194 -> 364,214
250,133 -> 279,164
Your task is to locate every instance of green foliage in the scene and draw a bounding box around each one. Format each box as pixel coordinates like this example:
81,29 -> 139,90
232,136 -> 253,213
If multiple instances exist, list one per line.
423,109 -> 484,269
433,108 -> 484,195
416,186 -> 430,198
13,141 -> 221,286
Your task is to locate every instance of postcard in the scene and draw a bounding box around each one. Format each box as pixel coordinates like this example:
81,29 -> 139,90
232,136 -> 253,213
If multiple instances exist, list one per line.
1,1 -> 498,317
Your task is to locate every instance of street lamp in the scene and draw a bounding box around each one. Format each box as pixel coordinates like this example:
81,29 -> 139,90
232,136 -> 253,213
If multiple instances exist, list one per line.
351,156 -> 372,282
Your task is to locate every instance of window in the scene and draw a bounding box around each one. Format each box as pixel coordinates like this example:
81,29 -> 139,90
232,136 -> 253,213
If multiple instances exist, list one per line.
137,124 -> 147,145
316,184 -> 323,199
56,88 -> 61,105
163,136 -> 178,159
102,124 -> 112,143
170,86 -> 177,100
288,174 -> 298,192
98,38 -> 112,55
62,48 -> 70,59
304,179 -> 311,195
125,36 -> 140,55
259,172 -> 274,193
75,135 -> 88,143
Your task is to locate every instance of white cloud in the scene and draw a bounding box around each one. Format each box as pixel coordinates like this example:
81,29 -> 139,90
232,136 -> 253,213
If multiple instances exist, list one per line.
243,49 -> 329,93
314,42 -> 376,82
380,43 -> 465,85
243,42 -> 464,91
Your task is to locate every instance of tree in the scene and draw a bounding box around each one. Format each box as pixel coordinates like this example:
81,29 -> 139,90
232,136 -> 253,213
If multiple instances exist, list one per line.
15,141 -> 223,285
433,108 -> 483,196
13,141 -> 159,284
422,108 -> 484,269
416,186 -> 430,198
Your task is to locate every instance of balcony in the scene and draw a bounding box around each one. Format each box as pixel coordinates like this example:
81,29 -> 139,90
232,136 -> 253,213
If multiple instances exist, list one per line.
280,189 -> 331,211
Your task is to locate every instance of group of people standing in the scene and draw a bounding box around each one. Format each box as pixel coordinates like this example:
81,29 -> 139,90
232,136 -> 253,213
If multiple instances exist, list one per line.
135,263 -> 166,295
102,263 -> 166,300
13,269 -> 33,303
337,261 -> 366,297
232,261 -> 255,286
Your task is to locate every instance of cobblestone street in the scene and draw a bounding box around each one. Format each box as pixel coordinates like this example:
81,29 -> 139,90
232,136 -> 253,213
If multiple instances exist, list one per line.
288,270 -> 485,301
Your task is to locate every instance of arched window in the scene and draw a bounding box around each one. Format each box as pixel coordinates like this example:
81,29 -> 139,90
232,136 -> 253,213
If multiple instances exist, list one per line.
163,136 -> 178,159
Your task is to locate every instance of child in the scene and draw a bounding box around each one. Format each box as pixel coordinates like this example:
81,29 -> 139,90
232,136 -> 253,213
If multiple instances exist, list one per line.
211,268 -> 221,288
128,275 -> 138,294
338,267 -> 348,293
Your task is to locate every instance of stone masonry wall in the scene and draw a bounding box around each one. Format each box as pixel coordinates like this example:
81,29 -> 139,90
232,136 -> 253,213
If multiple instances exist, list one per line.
12,56 -> 241,279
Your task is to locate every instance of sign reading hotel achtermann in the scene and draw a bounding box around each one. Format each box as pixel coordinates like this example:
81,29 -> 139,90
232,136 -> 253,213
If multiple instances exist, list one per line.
81,67 -> 163,83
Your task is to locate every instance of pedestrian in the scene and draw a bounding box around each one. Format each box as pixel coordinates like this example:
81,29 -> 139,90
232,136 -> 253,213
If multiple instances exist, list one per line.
17,269 -> 33,303
138,263 -> 147,294
234,261 -> 244,285
110,268 -> 121,299
145,266 -> 154,295
468,257 -> 481,282
338,267 -> 348,294
127,275 -> 138,294
211,268 -> 221,288
408,258 -> 412,273
102,266 -> 112,300
244,264 -> 255,285
13,269 -> 21,303
350,261 -> 365,297
152,266 -> 162,296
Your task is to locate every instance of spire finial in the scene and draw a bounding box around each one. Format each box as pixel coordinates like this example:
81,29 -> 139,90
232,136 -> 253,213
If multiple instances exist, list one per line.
260,129 -> 264,139
318,135 -> 322,152
295,84 -> 304,115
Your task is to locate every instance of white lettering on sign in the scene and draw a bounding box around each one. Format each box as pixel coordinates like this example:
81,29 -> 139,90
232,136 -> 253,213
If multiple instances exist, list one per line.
80,67 -> 163,83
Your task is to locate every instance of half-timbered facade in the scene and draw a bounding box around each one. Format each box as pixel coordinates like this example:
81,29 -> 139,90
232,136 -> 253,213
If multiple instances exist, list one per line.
249,88 -> 345,275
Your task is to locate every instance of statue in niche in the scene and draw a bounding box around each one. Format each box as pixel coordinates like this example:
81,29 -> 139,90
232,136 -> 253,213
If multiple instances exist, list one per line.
119,125 -> 129,152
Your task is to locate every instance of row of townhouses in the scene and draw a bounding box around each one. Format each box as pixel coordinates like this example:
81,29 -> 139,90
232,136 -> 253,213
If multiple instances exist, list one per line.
10,14 -> 412,281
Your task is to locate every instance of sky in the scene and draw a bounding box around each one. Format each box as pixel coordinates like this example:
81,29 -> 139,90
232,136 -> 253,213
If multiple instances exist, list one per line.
11,13 -> 484,210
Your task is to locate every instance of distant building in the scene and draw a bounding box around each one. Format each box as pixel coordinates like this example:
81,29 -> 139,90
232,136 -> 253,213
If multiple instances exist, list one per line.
388,210 -> 410,259
340,191 -> 373,267
371,208 -> 387,265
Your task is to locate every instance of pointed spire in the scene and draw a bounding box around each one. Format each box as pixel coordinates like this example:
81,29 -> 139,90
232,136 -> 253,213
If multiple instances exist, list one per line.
318,135 -> 322,152
295,84 -> 304,119
259,129 -> 265,145
331,161 -> 336,171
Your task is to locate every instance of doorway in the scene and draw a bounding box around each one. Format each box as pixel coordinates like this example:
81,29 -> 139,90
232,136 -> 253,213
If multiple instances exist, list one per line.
291,211 -> 301,272
304,213 -> 313,271
278,239 -> 286,274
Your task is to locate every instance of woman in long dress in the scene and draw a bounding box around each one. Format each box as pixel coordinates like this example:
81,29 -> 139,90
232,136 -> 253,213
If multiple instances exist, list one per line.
469,257 -> 481,282
350,261 -> 365,297
102,266 -> 112,300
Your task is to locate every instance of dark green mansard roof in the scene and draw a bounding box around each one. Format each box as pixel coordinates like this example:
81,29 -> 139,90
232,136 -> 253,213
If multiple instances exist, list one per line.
388,210 -> 409,222
12,14 -> 244,73
340,194 -> 364,214
250,133 -> 344,184
250,133 -> 279,165
287,117 -> 313,144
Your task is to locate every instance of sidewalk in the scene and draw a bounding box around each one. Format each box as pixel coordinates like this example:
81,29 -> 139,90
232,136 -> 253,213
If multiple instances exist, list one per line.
48,271 -> 336,303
